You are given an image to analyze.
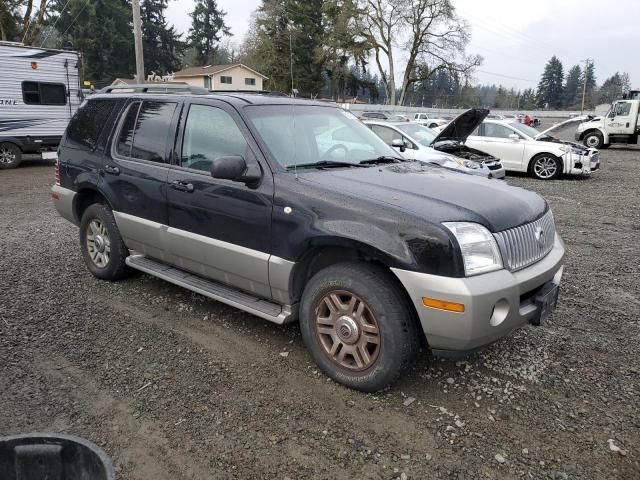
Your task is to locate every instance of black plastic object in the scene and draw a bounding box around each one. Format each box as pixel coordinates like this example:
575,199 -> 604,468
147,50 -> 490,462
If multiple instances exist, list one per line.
0,433 -> 115,480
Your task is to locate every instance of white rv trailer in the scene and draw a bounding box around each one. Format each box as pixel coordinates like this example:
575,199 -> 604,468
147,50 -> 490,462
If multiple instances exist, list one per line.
0,41 -> 82,168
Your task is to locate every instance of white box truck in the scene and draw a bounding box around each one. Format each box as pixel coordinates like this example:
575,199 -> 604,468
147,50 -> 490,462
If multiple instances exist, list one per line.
0,41 -> 82,168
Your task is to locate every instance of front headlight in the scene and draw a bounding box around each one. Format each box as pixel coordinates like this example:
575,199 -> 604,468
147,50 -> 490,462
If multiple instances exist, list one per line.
559,145 -> 585,155
443,222 -> 503,276
453,158 -> 480,169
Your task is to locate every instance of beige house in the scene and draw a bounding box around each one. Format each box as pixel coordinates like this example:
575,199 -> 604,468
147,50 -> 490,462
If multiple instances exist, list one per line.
172,64 -> 268,91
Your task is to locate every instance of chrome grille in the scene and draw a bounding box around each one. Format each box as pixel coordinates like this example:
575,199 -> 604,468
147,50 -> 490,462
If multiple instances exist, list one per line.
494,210 -> 556,272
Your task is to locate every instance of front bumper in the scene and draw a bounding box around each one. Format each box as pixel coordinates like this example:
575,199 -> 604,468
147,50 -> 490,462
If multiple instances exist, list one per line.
562,150 -> 600,176
488,164 -> 506,179
392,234 -> 565,355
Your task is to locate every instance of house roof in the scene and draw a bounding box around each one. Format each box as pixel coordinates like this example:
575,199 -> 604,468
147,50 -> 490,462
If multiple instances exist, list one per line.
173,63 -> 268,79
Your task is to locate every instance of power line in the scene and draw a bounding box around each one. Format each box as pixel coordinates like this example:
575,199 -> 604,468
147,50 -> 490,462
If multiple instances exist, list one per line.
40,0 -> 74,47
58,1 -> 90,40
456,6 -> 576,60
476,69 -> 537,83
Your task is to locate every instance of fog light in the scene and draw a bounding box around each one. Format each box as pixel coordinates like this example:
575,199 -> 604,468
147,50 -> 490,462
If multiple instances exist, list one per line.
489,299 -> 509,326
422,297 -> 465,313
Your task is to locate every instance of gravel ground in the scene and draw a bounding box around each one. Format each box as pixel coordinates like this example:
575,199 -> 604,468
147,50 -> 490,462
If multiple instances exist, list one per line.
1,143 -> 639,479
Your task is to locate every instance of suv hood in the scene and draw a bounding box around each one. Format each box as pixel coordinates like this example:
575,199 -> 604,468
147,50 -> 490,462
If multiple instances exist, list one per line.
298,162 -> 546,232
535,116 -> 592,139
432,108 -> 489,144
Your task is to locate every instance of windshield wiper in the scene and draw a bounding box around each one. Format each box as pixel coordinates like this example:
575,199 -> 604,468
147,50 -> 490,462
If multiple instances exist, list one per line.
285,160 -> 369,170
358,156 -> 405,165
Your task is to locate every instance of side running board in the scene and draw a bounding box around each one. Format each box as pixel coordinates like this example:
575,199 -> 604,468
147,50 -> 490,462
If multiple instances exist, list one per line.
126,254 -> 296,324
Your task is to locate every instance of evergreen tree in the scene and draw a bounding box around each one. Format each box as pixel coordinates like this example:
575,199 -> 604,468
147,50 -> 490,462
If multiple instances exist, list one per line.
0,0 -> 23,42
597,72 -> 631,104
318,0 -> 370,100
50,0 -> 135,85
243,0 -> 325,96
188,0 -> 231,66
536,55 -> 564,109
141,0 -> 185,75
520,88 -> 537,109
563,65 -> 581,108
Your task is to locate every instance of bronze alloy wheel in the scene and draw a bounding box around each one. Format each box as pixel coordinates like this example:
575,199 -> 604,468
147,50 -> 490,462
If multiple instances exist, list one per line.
314,290 -> 381,371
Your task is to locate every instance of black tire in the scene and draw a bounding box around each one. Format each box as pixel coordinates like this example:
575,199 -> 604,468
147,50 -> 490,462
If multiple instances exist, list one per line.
79,203 -> 130,281
299,262 -> 419,392
583,131 -> 604,149
0,142 -> 22,169
428,123 -> 438,129
529,153 -> 562,180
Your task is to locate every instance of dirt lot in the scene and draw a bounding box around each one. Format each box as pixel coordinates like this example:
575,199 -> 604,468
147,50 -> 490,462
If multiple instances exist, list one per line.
1,145 -> 639,479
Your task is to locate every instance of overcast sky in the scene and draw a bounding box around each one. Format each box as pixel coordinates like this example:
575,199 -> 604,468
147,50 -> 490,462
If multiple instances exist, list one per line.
166,0 -> 639,89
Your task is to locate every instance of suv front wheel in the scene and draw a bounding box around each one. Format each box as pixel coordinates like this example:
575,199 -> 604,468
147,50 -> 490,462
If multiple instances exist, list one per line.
79,203 -> 130,281
299,262 -> 418,392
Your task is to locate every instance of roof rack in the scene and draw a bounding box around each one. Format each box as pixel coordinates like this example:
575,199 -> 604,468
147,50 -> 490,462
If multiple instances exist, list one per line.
100,83 -> 209,95
214,90 -> 290,97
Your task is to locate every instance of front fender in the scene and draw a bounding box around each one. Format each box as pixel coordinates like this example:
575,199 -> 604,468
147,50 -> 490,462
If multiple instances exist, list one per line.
271,189 -> 463,278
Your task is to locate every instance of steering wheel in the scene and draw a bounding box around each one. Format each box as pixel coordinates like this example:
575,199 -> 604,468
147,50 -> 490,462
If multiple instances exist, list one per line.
321,144 -> 349,161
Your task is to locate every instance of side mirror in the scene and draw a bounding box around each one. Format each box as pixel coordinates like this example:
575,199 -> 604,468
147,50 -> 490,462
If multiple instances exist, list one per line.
608,111 -> 616,118
211,156 -> 261,184
508,133 -> 520,141
392,138 -> 406,152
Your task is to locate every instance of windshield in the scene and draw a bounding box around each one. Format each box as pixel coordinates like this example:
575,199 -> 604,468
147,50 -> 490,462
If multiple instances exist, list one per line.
395,123 -> 438,146
509,122 -> 542,139
245,105 -> 400,168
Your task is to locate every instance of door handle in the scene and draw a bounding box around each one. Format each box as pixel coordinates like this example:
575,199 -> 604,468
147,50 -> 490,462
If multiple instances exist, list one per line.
104,164 -> 120,175
170,180 -> 195,193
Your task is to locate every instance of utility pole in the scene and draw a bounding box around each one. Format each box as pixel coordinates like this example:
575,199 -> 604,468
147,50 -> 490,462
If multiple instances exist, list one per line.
132,0 -> 145,84
581,58 -> 591,114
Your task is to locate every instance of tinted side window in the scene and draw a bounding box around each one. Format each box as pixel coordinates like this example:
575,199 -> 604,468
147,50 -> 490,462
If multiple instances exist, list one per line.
22,82 -> 41,104
22,81 -> 66,105
131,101 -> 176,162
116,101 -> 177,163
41,83 -> 66,104
181,105 -> 248,172
116,102 -> 140,158
66,99 -> 116,150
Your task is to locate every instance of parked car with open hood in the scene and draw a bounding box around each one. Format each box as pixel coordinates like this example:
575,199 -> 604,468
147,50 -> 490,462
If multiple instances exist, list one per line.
364,109 -> 506,179
465,117 -> 600,180
52,85 -> 565,392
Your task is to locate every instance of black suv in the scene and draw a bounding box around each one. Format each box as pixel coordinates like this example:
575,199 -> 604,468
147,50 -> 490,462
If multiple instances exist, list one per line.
52,85 -> 565,392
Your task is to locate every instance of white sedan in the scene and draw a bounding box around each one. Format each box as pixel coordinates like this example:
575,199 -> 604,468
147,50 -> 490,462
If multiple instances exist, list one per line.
465,119 -> 600,180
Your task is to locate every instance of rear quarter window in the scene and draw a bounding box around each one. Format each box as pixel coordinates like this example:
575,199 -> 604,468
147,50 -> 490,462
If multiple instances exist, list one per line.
65,99 -> 117,150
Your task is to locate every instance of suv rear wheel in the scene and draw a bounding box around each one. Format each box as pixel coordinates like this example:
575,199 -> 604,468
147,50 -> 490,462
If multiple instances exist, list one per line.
79,203 -> 130,280
0,143 -> 22,169
299,262 -> 418,392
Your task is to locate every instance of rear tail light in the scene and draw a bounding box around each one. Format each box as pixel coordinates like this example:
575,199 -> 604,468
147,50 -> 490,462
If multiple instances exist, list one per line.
54,156 -> 61,186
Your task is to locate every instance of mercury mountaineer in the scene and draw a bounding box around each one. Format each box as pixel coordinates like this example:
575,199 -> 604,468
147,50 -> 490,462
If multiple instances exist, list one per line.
52,84 -> 564,391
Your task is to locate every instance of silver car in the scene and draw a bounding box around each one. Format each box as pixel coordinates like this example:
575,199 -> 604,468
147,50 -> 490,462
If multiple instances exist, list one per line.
364,111 -> 506,179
